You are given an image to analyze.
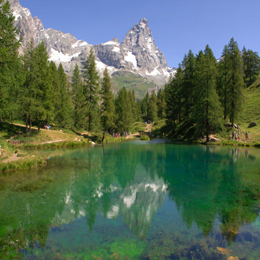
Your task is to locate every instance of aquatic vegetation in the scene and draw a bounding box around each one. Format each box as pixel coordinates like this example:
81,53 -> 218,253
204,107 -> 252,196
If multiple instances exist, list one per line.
0,156 -> 46,172
110,239 -> 146,259
1,143 -> 260,259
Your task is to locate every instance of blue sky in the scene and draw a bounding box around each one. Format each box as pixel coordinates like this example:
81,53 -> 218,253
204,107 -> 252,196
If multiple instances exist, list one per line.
19,0 -> 260,68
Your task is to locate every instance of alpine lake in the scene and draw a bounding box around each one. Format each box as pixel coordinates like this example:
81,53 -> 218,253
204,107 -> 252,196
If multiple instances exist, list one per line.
1,140 -> 260,260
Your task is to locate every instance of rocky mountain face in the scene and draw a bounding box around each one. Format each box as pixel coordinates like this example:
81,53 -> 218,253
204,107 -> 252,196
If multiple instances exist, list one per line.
10,0 -> 175,90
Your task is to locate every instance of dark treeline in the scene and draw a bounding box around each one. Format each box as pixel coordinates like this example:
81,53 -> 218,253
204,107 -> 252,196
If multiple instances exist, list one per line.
0,0 -> 145,134
1,0 -> 260,139
139,39 -> 260,141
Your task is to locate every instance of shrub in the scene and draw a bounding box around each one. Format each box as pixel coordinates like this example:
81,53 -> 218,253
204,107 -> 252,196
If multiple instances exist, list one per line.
140,134 -> 150,141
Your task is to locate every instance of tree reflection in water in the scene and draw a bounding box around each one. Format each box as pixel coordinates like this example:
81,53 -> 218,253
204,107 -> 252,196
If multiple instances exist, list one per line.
0,143 -> 260,259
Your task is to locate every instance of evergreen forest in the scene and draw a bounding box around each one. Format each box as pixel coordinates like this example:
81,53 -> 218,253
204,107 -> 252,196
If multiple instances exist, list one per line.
1,0 -> 260,142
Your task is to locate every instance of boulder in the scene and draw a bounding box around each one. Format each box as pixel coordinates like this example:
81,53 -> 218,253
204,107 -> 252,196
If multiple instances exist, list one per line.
248,122 -> 257,128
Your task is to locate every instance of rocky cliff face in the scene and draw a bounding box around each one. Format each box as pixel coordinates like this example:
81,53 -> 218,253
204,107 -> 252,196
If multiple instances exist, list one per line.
10,0 -> 175,88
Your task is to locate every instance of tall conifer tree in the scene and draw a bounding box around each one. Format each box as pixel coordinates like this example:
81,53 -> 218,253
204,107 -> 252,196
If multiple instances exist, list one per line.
100,68 -> 115,132
45,61 -> 59,124
193,46 -> 222,141
217,45 -> 229,120
165,66 -> 183,128
115,87 -> 132,133
83,47 -> 99,131
71,64 -> 85,129
147,90 -> 158,122
182,50 -> 196,126
22,40 -> 36,132
157,88 -> 166,119
242,47 -> 260,87
34,41 -> 50,131
128,90 -> 136,122
57,64 -> 73,128
226,38 -> 244,126
141,92 -> 149,121
0,0 -> 22,119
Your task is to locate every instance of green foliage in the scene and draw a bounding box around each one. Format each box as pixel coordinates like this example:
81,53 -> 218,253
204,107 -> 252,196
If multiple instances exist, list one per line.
165,67 -> 183,127
129,90 -> 137,121
225,38 -> 245,125
242,47 -> 260,87
71,64 -> 86,129
0,0 -> 22,119
110,239 -> 146,259
56,63 -> 73,128
140,134 -> 150,140
115,87 -> 133,133
157,88 -> 166,119
182,50 -> 196,123
140,92 -> 149,120
83,47 -> 100,132
0,156 -> 46,172
241,86 -> 260,124
147,90 -> 158,122
192,45 -> 222,141
100,68 -> 116,133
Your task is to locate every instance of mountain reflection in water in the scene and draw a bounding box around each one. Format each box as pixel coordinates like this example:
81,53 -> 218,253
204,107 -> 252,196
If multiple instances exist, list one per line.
1,142 -> 260,259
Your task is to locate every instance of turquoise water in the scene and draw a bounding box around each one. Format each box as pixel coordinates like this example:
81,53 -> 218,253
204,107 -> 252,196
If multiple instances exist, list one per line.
1,141 -> 260,259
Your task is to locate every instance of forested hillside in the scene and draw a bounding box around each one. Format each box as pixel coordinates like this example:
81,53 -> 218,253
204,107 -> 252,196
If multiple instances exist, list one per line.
1,0 -> 260,144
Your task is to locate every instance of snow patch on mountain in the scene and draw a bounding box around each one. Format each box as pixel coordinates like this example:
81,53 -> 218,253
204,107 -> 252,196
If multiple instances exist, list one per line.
95,60 -> 117,74
112,46 -> 121,53
49,49 -> 81,62
103,40 -> 119,46
13,10 -> 22,20
72,40 -> 88,48
124,52 -> 137,68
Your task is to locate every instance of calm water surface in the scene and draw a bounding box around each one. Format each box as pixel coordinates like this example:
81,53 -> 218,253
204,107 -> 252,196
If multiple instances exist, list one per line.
1,141 -> 260,259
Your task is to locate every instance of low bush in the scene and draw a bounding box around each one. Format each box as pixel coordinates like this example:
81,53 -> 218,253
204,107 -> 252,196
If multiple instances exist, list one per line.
140,134 -> 150,141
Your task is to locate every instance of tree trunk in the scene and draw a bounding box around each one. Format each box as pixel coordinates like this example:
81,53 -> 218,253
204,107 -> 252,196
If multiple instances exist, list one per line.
206,104 -> 209,142
88,114 -> 91,132
25,114 -> 28,135
29,114 -> 32,133
102,131 -> 105,144
38,117 -> 41,132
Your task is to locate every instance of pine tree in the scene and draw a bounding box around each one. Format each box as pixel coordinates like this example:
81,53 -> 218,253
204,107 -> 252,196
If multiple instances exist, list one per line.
141,92 -> 149,121
242,47 -> 260,87
147,90 -> 158,122
45,61 -> 59,124
128,90 -> 137,122
71,64 -> 85,130
0,0 -> 22,119
135,100 -> 142,122
182,50 -> 196,126
33,41 -> 50,131
115,87 -> 132,133
22,41 -> 49,132
57,63 -> 73,128
226,38 -> 244,126
217,45 -> 229,120
193,46 -> 222,141
22,40 -> 35,133
100,68 -> 115,133
83,47 -> 100,131
157,88 -> 166,119
165,66 -> 183,128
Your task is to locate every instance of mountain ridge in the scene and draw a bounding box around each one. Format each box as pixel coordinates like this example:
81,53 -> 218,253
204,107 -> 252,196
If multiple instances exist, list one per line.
10,0 -> 176,94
